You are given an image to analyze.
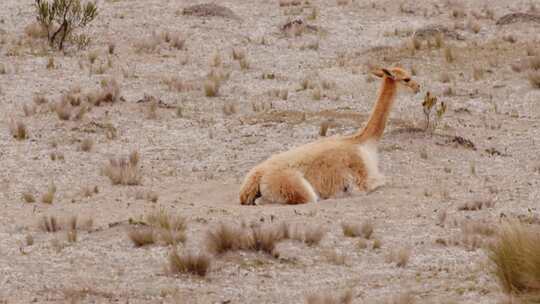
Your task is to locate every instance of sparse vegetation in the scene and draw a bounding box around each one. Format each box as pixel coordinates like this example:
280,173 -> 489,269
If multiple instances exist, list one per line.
342,221 -> 374,239
529,71 -> 540,88
39,215 -> 61,232
422,91 -> 446,131
443,47 -> 454,63
9,120 -> 28,140
169,249 -> 211,277
305,290 -> 352,304
128,209 -> 186,247
33,0 -> 98,50
103,151 -> 142,185
41,182 -> 56,204
488,222 -> 540,298
128,226 -> 155,247
80,138 -> 93,152
386,248 -> 410,267
203,79 -> 220,97
22,191 -> 36,203
206,222 -> 324,256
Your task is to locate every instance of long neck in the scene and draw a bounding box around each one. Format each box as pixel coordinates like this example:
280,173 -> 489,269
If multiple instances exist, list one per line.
350,77 -> 398,143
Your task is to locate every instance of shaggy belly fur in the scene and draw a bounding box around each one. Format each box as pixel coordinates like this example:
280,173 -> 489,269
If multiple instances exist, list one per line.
239,138 -> 381,205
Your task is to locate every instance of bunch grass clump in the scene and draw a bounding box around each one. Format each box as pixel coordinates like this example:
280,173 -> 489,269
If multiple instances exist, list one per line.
103,151 -> 141,185
168,249 -> 211,277
488,222 -> 540,297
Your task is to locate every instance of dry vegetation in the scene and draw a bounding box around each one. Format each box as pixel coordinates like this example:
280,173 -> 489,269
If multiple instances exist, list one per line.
168,249 -> 211,277
1,0 -> 539,302
103,151 -> 142,185
128,209 -> 186,247
305,290 -> 352,304
488,222 -> 540,300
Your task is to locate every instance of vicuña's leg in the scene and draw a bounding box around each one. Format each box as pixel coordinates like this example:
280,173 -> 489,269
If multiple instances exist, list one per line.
359,143 -> 386,193
239,168 -> 263,205
260,169 -> 318,204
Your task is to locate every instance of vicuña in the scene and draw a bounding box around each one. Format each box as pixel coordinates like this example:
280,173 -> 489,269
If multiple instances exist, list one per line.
239,67 -> 420,205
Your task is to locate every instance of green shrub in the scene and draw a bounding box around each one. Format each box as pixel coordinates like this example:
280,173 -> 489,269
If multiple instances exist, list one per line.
34,0 -> 98,50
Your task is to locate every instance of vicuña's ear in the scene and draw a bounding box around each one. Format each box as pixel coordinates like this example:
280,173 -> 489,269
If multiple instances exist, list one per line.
371,68 -> 395,79
381,68 -> 394,79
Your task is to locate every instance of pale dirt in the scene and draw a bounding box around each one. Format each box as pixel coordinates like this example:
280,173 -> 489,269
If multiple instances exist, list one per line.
1,0 -> 540,303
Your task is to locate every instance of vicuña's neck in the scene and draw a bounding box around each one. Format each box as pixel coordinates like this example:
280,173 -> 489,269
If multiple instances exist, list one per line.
351,77 -> 398,143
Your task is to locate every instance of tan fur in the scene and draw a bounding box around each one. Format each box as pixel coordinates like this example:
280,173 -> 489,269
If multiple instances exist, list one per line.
239,67 -> 420,205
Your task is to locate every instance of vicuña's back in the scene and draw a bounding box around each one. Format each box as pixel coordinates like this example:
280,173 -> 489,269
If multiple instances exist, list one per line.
239,67 -> 420,205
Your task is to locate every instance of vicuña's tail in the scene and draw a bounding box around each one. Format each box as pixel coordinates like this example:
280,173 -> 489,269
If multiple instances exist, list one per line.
349,77 -> 397,144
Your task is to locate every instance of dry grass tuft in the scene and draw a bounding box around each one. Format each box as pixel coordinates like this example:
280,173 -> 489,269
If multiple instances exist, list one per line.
206,222 -> 243,255
169,249 -> 211,277
461,220 -> 496,236
409,36 -> 421,51
312,87 -> 322,100
297,224 -> 326,246
384,292 -> 415,304
128,226 -> 156,247
529,71 -> 540,88
129,209 -> 186,247
39,215 -> 61,232
23,104 -> 36,117
206,222 -> 297,256
22,191 -> 36,203
279,0 -> 301,6
87,78 -> 122,106
325,249 -> 347,265
67,229 -> 78,243
336,0 -> 350,6
458,200 -> 493,211
444,47 -> 454,63
245,224 -> 286,256
103,151 -> 142,185
386,248 -> 410,267
222,103 -> 237,116
488,222 -> 540,297
503,35 -> 517,44
54,100 -> 72,120
203,79 -> 220,97
146,100 -> 158,119
373,239 -> 382,249
163,77 -> 195,92
41,183 -> 56,204
467,19 -> 481,33
170,34 -> 185,50
434,33 -> 444,48
80,138 -> 94,152
319,121 -> 330,137
342,221 -> 374,239
33,94 -> 48,105
305,290 -> 352,304
530,56 -> 540,71
9,120 -> 28,140
232,48 -> 245,60
146,209 -> 186,232
473,66 -> 485,81
108,42 -> 115,54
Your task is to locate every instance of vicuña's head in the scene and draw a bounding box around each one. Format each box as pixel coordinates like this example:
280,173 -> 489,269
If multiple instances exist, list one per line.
372,67 -> 420,94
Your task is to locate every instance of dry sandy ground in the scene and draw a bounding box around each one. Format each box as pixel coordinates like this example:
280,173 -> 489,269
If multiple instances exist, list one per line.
1,0 -> 540,303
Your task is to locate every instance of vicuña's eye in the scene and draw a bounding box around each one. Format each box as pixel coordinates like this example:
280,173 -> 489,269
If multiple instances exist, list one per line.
403,78 -> 411,83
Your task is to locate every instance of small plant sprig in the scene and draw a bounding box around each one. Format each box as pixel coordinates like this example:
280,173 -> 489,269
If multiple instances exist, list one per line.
34,0 -> 98,50
422,91 -> 446,131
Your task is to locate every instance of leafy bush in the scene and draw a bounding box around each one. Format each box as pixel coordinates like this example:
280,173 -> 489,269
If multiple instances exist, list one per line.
34,0 -> 98,50
422,91 -> 446,131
